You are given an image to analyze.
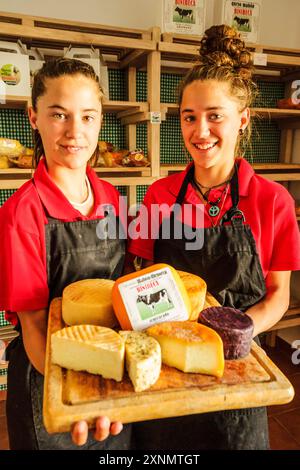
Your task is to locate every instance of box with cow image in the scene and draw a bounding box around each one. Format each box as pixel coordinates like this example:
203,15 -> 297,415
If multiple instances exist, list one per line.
162,0 -> 206,36
112,264 -> 191,331
214,0 -> 262,44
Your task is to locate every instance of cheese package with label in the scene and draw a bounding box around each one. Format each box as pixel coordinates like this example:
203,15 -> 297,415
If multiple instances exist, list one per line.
62,279 -> 117,328
119,331 -> 161,392
51,324 -> 125,381
112,264 -> 191,331
147,321 -> 224,378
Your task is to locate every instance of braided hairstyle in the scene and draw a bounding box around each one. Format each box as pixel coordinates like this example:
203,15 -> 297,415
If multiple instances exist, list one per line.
178,25 -> 257,157
31,57 -> 104,168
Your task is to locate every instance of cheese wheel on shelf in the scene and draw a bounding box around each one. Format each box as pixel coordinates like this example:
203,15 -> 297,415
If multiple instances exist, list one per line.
51,324 -> 125,381
62,279 -> 117,328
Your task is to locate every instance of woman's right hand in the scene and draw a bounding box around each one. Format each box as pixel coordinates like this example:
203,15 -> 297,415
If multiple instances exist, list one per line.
71,417 -> 123,446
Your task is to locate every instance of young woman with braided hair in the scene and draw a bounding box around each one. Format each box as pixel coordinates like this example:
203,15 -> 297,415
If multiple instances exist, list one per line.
128,25 -> 300,450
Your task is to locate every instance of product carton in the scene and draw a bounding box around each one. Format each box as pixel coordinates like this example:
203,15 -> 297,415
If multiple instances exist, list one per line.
63,46 -> 109,99
0,40 -> 30,99
214,0 -> 262,44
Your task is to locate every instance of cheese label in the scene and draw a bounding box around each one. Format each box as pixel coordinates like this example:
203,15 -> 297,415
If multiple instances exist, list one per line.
118,266 -> 189,330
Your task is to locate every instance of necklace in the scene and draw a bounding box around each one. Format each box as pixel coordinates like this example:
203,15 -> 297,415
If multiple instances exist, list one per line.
193,180 -> 228,217
209,184 -> 230,227
194,176 -> 232,192
69,176 -> 92,207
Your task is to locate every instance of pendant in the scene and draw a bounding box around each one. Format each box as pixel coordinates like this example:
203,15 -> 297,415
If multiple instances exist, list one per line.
208,205 -> 220,217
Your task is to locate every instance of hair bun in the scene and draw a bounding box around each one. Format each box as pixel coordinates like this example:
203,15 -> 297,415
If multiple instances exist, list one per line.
199,24 -> 253,78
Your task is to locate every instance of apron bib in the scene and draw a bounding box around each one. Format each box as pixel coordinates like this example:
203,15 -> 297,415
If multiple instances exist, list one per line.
133,164 -> 269,450
7,207 -> 131,450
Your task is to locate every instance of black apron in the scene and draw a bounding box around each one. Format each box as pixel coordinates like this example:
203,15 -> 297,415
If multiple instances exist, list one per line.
133,163 -> 270,450
6,204 -> 131,450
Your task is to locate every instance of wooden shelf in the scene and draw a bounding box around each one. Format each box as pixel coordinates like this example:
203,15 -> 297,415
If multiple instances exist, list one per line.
158,39 -> 300,76
0,97 -> 149,117
161,103 -> 300,120
0,95 -> 30,109
161,163 -> 300,182
0,174 -> 156,190
0,12 -> 155,69
0,166 -> 151,176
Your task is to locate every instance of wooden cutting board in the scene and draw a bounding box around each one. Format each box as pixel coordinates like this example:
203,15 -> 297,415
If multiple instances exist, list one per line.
43,297 -> 294,434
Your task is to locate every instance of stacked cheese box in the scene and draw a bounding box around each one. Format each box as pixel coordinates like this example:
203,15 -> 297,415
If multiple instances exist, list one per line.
51,264 -> 254,392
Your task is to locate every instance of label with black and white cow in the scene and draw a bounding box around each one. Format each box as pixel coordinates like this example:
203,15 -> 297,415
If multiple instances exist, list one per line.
118,266 -> 189,331
219,0 -> 262,44
162,0 -> 206,36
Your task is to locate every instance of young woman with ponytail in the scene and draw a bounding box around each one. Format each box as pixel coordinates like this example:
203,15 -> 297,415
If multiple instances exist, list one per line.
0,58 -> 129,450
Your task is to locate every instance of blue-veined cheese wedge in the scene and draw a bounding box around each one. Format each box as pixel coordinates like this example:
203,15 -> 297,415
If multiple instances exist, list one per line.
119,331 -> 161,392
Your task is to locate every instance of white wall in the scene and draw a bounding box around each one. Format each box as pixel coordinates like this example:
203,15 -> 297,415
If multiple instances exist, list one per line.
0,0 -> 300,48
0,0 -> 163,30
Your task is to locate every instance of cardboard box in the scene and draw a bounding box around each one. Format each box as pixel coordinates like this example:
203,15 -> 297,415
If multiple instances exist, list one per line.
163,0 -> 206,36
63,46 -> 109,99
0,40 -> 30,98
28,48 -> 45,87
214,0 -> 262,44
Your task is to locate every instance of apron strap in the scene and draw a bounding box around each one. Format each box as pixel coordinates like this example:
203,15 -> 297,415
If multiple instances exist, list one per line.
175,164 -> 195,206
220,163 -> 245,226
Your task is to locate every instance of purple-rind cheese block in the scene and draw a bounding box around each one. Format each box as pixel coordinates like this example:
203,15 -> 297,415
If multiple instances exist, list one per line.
198,306 -> 254,359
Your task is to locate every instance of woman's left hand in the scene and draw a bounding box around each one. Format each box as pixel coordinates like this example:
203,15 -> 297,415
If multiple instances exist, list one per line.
71,416 -> 123,446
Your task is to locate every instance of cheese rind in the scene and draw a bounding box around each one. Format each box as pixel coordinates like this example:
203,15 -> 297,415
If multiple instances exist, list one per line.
51,325 -> 125,381
147,321 -> 224,378
62,279 -> 117,328
177,271 -> 207,320
119,331 -> 161,392
202,291 -> 221,310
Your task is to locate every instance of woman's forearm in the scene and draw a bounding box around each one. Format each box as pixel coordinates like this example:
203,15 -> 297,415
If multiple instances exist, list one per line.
18,308 -> 48,375
245,271 -> 291,337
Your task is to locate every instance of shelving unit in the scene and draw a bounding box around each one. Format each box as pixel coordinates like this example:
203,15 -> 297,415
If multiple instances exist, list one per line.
0,11 -> 162,211
1,12 -> 300,186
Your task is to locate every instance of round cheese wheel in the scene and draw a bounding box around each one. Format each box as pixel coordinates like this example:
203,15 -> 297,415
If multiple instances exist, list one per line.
177,270 -> 207,321
198,306 -> 254,359
62,279 -> 117,328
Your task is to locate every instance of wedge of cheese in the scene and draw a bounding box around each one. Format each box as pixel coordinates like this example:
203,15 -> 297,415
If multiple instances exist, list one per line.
119,331 -> 161,392
62,279 -> 117,328
147,321 -> 224,378
51,325 -> 125,381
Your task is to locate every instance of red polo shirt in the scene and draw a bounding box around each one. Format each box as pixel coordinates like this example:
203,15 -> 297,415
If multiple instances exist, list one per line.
129,158 -> 300,276
0,158 -> 126,324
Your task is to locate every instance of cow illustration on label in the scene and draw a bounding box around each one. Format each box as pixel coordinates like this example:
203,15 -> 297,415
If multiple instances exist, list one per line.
136,288 -> 174,320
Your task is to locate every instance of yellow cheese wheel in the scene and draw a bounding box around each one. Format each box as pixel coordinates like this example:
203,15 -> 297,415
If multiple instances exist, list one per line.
203,291 -> 221,309
177,271 -> 207,321
62,279 -> 117,328
147,321 -> 224,378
